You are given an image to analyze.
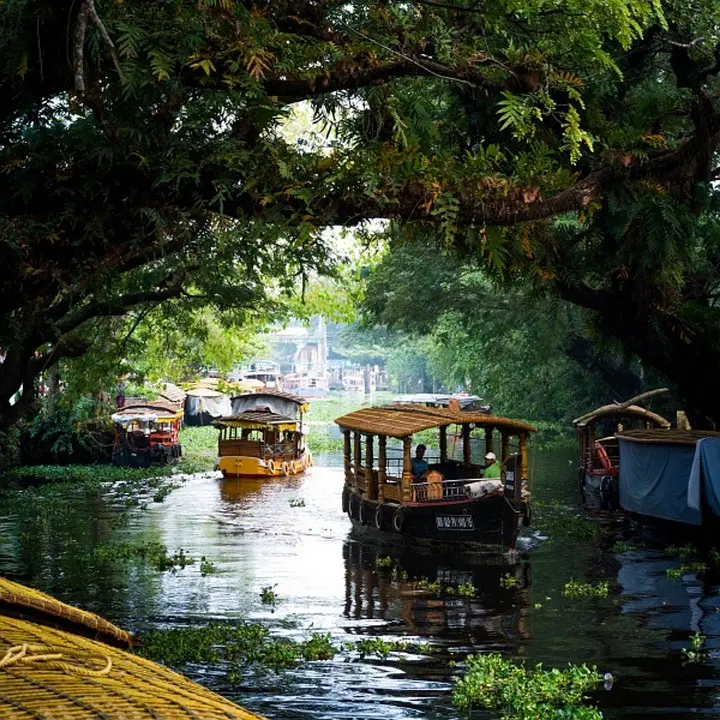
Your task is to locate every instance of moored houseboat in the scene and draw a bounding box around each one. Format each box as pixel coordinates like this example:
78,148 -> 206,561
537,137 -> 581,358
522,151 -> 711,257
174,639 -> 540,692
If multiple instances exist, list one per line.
334,405 -> 535,549
111,402 -> 183,467
574,389 -> 670,512
214,390 -> 311,478
617,428 -> 720,533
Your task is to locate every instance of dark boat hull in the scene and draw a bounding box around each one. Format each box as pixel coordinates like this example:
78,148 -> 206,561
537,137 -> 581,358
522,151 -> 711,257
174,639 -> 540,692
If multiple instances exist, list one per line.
580,471 -> 620,512
343,490 -> 523,549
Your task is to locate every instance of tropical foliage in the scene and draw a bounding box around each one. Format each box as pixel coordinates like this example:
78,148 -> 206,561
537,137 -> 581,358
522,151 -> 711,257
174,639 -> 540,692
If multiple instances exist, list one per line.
2,0 -> 720,428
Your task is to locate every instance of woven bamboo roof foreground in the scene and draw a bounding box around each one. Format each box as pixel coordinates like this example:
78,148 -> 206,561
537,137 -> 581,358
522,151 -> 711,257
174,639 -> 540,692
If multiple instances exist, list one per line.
214,411 -> 298,428
0,578 -> 133,648
617,428 -> 720,445
574,404 -> 670,428
335,405 -> 536,438
0,615 -> 264,719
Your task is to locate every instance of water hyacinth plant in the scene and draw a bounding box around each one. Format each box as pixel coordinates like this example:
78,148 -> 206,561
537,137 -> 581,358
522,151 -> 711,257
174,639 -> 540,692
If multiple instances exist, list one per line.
453,653 -> 605,719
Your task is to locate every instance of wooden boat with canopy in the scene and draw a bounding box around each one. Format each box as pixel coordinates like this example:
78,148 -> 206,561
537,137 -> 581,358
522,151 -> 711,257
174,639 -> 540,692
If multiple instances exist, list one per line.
214,390 -> 312,478
334,405 -> 536,548
573,389 -> 670,511
111,402 -> 183,467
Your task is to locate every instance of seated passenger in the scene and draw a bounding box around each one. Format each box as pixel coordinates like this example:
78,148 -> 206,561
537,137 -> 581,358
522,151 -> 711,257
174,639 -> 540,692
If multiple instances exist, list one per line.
483,451 -> 501,479
411,444 -> 430,480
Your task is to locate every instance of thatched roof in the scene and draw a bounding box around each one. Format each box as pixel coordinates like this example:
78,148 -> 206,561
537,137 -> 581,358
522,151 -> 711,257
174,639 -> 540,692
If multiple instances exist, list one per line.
0,577 -> 133,648
214,411 -> 298,429
114,402 -> 180,416
334,405 -> 536,438
230,389 -> 307,405
574,404 -> 671,429
617,428 -> 720,445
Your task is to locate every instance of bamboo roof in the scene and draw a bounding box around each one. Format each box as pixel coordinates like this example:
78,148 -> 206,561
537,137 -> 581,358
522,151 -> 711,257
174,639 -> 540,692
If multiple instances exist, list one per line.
334,405 -> 536,438
114,402 -> 180,416
574,404 -> 671,429
0,577 -> 134,648
230,389 -> 308,406
616,428 -> 720,445
214,411 -> 298,429
0,615 -> 264,719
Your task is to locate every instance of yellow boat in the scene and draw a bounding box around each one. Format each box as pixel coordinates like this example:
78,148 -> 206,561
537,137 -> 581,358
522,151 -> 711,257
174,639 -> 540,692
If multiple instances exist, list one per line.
215,390 -> 312,478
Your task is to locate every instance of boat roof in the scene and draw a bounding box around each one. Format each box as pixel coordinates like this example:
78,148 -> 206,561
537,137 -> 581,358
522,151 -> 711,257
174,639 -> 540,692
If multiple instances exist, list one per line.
392,393 -> 488,409
616,428 -> 720,445
112,402 -> 183,421
334,405 -> 536,439
574,404 -> 671,428
230,388 -> 310,408
185,387 -> 224,397
214,411 -> 299,430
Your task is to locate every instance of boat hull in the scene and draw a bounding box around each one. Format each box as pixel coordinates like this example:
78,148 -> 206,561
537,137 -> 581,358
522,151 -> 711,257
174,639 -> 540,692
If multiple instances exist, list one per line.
218,450 -> 311,478
343,489 -> 524,549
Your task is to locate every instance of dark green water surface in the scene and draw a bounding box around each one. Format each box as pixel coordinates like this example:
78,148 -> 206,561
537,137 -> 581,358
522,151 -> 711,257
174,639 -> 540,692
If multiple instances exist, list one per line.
1,446 -> 720,719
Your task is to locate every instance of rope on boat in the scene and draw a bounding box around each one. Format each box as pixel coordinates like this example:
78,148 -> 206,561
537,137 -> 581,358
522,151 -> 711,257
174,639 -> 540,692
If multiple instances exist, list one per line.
0,642 -> 113,677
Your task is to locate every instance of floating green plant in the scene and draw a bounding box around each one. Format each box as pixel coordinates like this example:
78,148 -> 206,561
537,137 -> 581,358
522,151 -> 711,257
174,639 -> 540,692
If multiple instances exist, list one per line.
665,562 -> 708,580
453,653 -> 604,719
376,555 -> 394,568
199,557 -> 217,576
95,541 -> 195,573
562,580 -> 609,598
500,573 -> 519,589
681,631 -> 707,664
260,584 -> 278,605
666,544 -> 698,560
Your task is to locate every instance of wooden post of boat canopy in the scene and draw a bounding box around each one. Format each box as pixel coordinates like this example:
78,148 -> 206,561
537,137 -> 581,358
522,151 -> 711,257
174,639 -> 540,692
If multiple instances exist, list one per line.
353,431 -> 361,479
365,434 -> 376,500
518,432 -> 528,506
501,431 -> 509,463
485,426 -> 494,458
402,436 -> 413,503
378,435 -> 387,502
462,423 -> 472,467
343,429 -> 352,482
439,426 -> 447,463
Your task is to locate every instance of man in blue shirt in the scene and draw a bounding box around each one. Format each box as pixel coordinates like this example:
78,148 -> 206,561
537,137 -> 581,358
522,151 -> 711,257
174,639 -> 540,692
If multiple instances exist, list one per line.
412,444 -> 429,480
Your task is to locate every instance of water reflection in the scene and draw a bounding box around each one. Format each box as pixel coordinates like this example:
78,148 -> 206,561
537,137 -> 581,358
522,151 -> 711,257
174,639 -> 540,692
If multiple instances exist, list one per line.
3,449 -> 720,718
343,540 -> 531,648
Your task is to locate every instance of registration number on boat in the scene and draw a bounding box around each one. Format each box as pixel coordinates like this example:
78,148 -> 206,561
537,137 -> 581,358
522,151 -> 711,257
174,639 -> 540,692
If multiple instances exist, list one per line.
435,515 -> 474,530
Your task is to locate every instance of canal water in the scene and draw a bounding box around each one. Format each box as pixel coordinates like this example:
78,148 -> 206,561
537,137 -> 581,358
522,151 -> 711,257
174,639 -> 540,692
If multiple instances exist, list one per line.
1,446 -> 720,719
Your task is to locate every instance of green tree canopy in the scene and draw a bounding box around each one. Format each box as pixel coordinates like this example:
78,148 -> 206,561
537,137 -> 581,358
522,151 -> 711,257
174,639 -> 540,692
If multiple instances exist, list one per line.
2,0 -> 720,427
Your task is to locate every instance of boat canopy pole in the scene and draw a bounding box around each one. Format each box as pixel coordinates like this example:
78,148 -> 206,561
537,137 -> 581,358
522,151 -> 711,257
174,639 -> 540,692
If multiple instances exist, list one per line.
402,437 -> 413,502
378,435 -> 387,502
462,424 -> 471,467
353,431 -> 361,479
343,429 -> 352,483
366,433 -> 376,500
518,432 -> 528,506
501,431 -> 509,463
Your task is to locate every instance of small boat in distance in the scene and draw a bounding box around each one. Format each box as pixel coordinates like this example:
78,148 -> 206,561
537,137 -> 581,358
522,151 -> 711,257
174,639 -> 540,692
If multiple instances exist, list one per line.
392,393 -> 491,413
214,390 -> 311,478
573,389 -> 670,511
334,405 -> 535,549
111,402 -> 183,467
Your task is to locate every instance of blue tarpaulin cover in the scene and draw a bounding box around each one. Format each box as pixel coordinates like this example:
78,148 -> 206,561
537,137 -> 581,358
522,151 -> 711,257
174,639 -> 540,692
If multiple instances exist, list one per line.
687,438 -> 720,517
618,438 -> 701,525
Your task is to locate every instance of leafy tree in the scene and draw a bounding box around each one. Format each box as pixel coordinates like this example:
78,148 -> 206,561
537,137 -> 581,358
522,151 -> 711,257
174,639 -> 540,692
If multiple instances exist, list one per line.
361,238 -> 651,419
2,0 -> 720,429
